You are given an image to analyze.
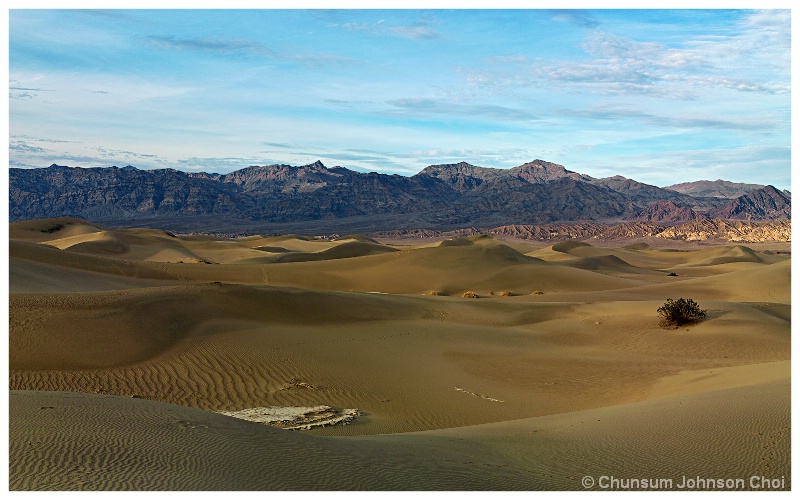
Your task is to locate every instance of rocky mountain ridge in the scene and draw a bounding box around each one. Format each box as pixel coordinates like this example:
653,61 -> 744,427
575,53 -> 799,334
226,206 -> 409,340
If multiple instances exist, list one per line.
9,160 -> 789,234
665,179 -> 785,199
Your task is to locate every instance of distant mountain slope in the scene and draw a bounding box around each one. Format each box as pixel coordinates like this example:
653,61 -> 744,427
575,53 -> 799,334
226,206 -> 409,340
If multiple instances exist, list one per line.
628,200 -> 707,224
9,160 -> 789,233
590,176 -> 701,206
665,179 -> 772,199
710,185 -> 791,220
8,164 -> 243,221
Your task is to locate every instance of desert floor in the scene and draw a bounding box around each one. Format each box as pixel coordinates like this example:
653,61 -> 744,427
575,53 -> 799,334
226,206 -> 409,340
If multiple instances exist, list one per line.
7,218 -> 791,490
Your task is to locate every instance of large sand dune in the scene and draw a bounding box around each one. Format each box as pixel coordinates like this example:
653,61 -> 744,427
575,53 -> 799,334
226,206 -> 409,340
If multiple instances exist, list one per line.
7,218 -> 791,490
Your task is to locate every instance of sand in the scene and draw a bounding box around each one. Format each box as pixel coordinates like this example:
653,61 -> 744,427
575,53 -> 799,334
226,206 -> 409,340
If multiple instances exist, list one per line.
7,218 -> 791,490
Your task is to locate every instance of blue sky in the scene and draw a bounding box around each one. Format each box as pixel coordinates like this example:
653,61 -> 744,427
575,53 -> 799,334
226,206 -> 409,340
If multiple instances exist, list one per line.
7,6 -> 793,189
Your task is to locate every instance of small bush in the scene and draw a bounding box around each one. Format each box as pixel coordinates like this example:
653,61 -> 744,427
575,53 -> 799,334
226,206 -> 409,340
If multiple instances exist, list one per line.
658,297 -> 707,327
498,290 -> 512,297
462,291 -> 479,298
531,290 -> 544,295
427,290 -> 439,296
667,272 -> 678,277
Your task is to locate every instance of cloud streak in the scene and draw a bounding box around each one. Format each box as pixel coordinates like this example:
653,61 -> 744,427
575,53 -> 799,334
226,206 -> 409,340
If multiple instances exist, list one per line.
385,98 -> 539,122
549,10 -> 600,28
330,14 -> 441,40
564,105 -> 780,132
145,35 -> 352,65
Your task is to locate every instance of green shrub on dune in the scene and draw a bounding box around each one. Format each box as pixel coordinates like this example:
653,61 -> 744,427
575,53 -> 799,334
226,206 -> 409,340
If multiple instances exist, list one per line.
658,298 -> 707,328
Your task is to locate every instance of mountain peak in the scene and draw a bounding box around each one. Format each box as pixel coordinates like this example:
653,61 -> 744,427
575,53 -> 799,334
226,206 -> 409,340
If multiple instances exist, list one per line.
417,161 -> 484,175
711,185 -> 791,220
9,159 -> 789,232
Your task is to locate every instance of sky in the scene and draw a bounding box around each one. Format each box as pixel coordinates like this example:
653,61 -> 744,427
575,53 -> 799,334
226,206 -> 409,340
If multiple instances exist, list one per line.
6,5 -> 794,190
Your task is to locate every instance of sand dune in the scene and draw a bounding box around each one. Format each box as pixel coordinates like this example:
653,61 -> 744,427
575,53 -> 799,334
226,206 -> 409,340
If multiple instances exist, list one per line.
7,218 -> 791,490
10,376 -> 789,490
259,240 -> 399,263
9,217 -> 104,243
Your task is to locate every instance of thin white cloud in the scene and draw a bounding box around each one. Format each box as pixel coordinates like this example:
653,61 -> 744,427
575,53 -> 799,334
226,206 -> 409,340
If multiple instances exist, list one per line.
564,104 -> 780,132
331,16 -> 441,40
385,97 -> 539,122
549,10 -> 600,29
144,35 -> 353,65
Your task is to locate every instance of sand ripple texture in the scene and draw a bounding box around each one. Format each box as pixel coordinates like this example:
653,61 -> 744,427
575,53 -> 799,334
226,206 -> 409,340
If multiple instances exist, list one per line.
9,391 -> 538,490
8,223 -> 792,490
9,383 -> 789,491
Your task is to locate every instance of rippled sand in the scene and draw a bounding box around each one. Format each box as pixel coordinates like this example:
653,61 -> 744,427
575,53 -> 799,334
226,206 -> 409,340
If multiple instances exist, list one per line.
8,218 -> 791,490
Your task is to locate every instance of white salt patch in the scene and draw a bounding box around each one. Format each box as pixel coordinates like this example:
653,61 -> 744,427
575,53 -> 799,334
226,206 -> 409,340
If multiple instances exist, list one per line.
218,405 -> 360,430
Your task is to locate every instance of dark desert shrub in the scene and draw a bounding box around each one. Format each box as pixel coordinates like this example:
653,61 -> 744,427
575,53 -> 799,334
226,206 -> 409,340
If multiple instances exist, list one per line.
657,297 -> 707,327
462,291 -> 479,298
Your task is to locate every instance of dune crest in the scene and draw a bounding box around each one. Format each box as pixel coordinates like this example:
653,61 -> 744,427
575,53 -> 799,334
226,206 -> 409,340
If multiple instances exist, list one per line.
8,218 -> 790,490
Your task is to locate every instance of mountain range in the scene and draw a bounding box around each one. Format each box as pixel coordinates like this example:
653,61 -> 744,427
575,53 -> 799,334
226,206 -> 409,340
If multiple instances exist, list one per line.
9,160 -> 790,235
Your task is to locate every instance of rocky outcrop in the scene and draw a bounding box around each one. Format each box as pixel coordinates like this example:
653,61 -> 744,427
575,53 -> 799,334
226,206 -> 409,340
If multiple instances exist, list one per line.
590,176 -> 702,207
596,222 -> 667,239
665,179 -> 769,199
375,219 -> 790,243
483,223 -> 610,240
710,186 -> 791,221
628,200 -> 707,224
655,219 -> 791,242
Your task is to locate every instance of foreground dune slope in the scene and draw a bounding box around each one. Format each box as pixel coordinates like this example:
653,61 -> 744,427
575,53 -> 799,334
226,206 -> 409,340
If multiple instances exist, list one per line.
10,278 -> 790,434
8,219 -> 791,490
10,376 -> 789,490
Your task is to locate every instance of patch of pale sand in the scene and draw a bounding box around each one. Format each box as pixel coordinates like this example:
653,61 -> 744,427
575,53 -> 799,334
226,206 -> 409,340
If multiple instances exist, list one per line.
219,405 -> 360,430
254,236 -> 342,253
541,243 -> 679,269
9,378 -> 789,490
143,247 -> 208,263
41,229 -> 116,250
557,255 -> 666,275
232,234 -> 313,247
633,245 -> 764,265
518,258 -> 790,305
657,261 -> 769,278
525,247 -> 584,262
181,245 -> 285,264
8,240 -> 186,292
530,241 -> 784,271
645,360 -> 789,400
117,228 -> 180,239
633,259 -> 790,303
9,218 -> 103,243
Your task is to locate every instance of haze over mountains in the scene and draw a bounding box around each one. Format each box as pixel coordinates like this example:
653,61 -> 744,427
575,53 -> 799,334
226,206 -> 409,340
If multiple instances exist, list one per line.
9,159 -> 790,235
